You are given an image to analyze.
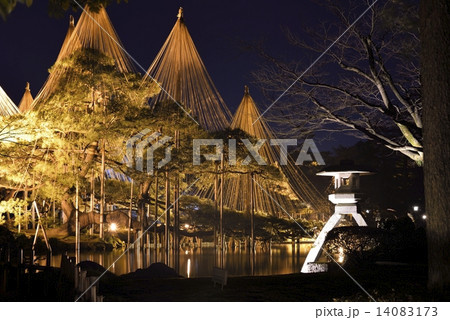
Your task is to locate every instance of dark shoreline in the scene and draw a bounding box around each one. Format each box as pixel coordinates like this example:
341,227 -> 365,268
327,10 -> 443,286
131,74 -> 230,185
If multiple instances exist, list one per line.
100,264 -> 435,302
2,261 -> 444,302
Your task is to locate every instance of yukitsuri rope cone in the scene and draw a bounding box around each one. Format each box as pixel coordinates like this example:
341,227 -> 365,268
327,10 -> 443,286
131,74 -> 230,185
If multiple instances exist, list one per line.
196,86 -> 330,217
18,82 -> 34,113
0,85 -> 19,117
55,15 -> 76,63
142,8 -> 232,132
31,6 -> 135,109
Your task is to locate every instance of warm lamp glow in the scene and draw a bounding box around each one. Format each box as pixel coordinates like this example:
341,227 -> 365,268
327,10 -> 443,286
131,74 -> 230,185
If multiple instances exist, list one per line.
110,223 -> 117,232
338,247 -> 344,263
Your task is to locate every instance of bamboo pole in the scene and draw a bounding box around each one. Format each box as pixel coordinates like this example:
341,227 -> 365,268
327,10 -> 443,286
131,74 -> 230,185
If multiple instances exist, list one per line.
75,175 -> 80,264
146,204 -> 150,249
17,208 -> 21,233
31,175 -> 35,229
90,169 -> 95,236
164,171 -> 170,265
174,130 -> 180,273
154,172 -> 159,262
140,184 -> 145,251
250,172 -> 255,275
52,199 -> 56,225
173,180 -> 178,271
174,174 -> 180,272
32,201 -> 52,253
214,162 -> 218,254
220,154 -> 224,269
99,139 -> 105,239
128,180 -> 133,248
23,188 -> 28,230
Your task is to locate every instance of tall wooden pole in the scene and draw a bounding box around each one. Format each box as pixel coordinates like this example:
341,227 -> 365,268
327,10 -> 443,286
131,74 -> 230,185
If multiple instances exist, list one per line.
75,174 -> 80,264
50,176 -> 56,225
220,154 -> 224,269
99,139 -> 105,239
164,171 -> 170,265
173,179 -> 179,271
23,187 -> 28,230
146,203 -> 151,250
31,174 -> 35,229
214,162 -> 218,254
250,172 -> 255,275
52,199 -> 56,225
174,130 -> 180,273
18,209 -> 21,233
140,185 -> 146,250
154,172 -> 159,262
128,180 -> 133,248
90,169 -> 95,236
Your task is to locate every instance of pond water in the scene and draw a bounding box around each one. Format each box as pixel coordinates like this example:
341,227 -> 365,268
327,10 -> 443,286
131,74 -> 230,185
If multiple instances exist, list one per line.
37,243 -> 312,278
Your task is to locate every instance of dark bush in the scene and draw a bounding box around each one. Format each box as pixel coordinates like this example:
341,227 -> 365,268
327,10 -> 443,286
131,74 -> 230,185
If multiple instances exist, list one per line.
325,221 -> 427,268
325,226 -> 389,267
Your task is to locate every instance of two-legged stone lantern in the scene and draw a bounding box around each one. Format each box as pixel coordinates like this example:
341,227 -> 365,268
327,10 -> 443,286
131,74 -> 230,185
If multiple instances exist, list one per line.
301,160 -> 373,273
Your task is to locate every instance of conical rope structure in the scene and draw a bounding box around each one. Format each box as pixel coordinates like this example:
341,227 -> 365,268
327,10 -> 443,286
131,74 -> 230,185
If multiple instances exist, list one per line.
18,82 -> 34,113
0,85 -> 19,117
31,6 -> 135,109
196,86 -> 329,216
55,15 -> 76,63
142,7 -> 232,132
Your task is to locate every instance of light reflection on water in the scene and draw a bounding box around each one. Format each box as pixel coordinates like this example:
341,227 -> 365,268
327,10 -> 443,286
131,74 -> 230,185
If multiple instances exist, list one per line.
38,243 -> 312,278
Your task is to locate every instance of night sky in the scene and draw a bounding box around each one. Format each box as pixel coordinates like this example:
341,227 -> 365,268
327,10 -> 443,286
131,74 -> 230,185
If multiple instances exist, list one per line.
0,0 -> 359,150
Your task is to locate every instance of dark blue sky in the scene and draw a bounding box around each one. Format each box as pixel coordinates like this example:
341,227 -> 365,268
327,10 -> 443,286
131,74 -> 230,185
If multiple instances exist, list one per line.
0,0 -> 360,150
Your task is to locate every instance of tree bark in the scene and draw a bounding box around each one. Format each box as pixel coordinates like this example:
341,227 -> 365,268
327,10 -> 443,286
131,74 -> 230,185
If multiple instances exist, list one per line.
137,179 -> 152,229
63,142 -> 98,234
420,0 -> 450,293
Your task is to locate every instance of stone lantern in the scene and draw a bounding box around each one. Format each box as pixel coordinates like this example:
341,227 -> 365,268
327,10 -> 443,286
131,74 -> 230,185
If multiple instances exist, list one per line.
301,160 -> 373,273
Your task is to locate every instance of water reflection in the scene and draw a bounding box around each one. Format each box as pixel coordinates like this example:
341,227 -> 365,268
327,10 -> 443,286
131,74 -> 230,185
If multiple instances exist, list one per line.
39,243 -> 312,278
187,258 -> 191,278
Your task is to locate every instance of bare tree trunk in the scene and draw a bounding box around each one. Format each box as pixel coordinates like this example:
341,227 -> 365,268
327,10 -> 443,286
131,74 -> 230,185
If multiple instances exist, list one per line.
421,0 -> 450,293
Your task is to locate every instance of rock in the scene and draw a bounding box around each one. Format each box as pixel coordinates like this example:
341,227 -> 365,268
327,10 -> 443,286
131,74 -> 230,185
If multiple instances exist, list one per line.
122,262 -> 181,279
76,260 -> 116,279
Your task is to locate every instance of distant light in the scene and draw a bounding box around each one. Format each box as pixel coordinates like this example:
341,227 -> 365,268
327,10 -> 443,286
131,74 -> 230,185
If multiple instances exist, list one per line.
110,223 -> 117,232
413,206 -> 419,212
422,215 -> 427,220
365,210 -> 370,214
184,224 -> 190,229
338,247 -> 344,263
185,250 -> 189,255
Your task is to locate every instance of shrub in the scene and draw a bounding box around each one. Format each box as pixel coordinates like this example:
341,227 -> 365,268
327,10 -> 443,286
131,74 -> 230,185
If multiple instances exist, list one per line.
325,226 -> 389,267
